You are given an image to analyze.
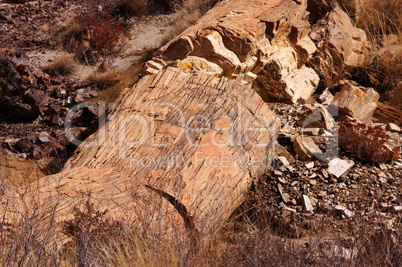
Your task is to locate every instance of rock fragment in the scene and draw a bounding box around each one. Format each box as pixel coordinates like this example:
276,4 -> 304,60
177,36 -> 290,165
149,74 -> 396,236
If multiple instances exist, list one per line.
302,195 -> 314,212
327,158 -> 354,178
386,123 -> 401,133
293,135 -> 323,161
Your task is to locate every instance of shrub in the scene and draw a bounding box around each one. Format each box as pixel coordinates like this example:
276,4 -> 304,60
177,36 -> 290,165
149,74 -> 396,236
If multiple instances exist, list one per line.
337,116 -> 400,164
163,0 -> 221,43
62,14 -> 126,64
346,0 -> 402,101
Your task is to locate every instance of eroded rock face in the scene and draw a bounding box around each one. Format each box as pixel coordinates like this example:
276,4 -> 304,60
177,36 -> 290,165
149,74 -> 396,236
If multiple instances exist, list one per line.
145,0 -> 370,104
309,6 -> 370,88
0,57 -> 50,121
145,0 -> 320,103
2,68 -> 280,244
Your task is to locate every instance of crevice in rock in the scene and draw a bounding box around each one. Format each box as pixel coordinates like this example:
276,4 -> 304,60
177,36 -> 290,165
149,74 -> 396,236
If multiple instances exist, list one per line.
144,184 -> 199,239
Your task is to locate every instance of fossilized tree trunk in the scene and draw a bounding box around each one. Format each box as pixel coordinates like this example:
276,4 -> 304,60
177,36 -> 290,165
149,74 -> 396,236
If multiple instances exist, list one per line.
1,68 -> 280,245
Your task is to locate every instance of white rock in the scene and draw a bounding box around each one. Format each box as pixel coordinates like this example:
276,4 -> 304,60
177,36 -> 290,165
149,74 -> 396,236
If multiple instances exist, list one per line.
386,123 -> 400,132
328,158 -> 354,178
38,133 -> 50,143
302,128 -> 321,136
393,206 -> 402,213
302,195 -> 314,212
305,162 -> 315,169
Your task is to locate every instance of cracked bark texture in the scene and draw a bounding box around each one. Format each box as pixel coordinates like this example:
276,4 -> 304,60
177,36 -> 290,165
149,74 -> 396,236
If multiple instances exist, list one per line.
1,68 -> 280,245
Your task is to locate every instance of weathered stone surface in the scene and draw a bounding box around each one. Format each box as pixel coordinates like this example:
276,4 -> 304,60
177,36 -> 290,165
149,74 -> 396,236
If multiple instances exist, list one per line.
0,57 -> 50,121
2,68 -> 280,243
145,0 -> 321,104
317,88 -> 334,105
329,83 -> 379,123
374,102 -> 402,127
309,6 -> 370,88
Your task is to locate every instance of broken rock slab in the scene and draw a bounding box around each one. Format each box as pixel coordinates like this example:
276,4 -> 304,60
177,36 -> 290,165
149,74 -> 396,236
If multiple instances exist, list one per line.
297,104 -> 335,130
328,158 -> 354,178
302,195 -> 314,212
329,82 -> 379,123
0,57 -> 50,121
293,135 -> 323,161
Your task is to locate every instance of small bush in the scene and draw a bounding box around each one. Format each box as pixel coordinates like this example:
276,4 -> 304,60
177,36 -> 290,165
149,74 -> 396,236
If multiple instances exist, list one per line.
337,116 -> 400,164
347,0 -> 402,101
62,14 -> 126,64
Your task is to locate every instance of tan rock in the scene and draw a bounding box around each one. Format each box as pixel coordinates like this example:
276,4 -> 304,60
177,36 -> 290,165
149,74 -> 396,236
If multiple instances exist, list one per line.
329,83 -> 379,123
293,135 -> 323,161
275,142 -> 296,164
310,6 -> 370,87
145,0 -> 320,103
386,123 -> 401,133
2,68 -> 280,245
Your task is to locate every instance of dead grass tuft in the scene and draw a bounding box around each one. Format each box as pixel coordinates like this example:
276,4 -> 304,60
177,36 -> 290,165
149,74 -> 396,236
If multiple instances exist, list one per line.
87,69 -> 121,90
163,0 -> 221,43
346,0 -> 402,101
43,54 -> 77,76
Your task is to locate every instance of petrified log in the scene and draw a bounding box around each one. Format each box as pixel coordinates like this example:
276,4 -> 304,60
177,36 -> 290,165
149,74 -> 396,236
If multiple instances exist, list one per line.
1,68 -> 280,245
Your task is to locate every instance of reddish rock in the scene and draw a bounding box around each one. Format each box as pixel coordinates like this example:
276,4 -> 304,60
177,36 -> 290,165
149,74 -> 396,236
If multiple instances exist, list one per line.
0,57 -> 50,121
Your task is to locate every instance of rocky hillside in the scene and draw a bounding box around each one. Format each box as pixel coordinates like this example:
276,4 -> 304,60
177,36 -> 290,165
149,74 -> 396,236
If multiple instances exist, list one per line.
0,0 -> 401,266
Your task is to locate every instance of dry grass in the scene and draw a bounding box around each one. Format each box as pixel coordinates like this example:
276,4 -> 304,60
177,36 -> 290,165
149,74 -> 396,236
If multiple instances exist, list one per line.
163,0 -> 221,43
86,69 -> 121,90
345,0 -> 402,101
43,54 -> 77,76
1,179 -> 400,266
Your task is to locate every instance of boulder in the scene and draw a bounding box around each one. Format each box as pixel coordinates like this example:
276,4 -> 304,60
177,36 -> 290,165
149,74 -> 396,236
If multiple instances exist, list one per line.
0,57 -> 50,121
145,0 -> 321,103
2,68 -> 280,246
329,82 -> 379,123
